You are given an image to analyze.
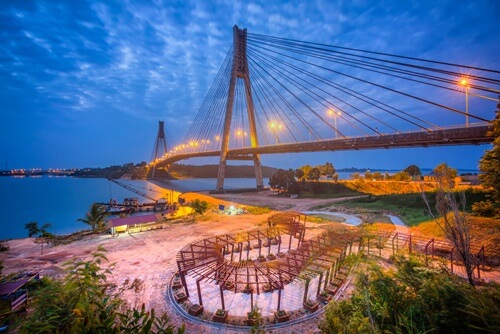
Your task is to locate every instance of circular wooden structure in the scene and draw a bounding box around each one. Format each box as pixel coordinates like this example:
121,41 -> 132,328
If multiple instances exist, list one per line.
173,212 -> 361,318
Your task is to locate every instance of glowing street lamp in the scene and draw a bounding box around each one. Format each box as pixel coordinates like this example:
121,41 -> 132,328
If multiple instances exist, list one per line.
328,109 -> 341,138
269,121 -> 283,144
458,78 -> 470,127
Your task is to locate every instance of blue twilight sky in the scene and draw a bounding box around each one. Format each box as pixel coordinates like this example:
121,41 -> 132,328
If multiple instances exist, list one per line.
1,0 -> 499,171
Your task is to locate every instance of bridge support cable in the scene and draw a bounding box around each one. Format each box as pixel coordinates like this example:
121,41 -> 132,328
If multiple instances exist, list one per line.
247,46 -> 438,133
247,33 -> 500,88
247,38 -> 492,126
249,49 -> 376,137
249,49 -> 401,134
175,47 -> 233,156
151,27 -> 498,177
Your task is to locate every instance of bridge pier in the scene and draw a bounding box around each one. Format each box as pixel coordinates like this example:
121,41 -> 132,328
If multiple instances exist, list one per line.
216,25 -> 263,192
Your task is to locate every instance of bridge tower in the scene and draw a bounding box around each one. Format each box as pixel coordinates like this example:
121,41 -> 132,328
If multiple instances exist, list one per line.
216,25 -> 264,192
150,120 -> 168,178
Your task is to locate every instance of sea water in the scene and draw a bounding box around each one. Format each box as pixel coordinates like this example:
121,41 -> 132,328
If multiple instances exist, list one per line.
0,176 -> 268,240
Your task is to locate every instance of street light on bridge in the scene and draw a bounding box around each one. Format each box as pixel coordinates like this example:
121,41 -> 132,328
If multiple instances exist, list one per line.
268,121 -> 283,144
459,78 -> 469,127
327,109 -> 341,139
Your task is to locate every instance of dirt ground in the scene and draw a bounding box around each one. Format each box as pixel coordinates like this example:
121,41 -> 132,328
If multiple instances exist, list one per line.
2,190 -> 359,333
2,190 -> 497,333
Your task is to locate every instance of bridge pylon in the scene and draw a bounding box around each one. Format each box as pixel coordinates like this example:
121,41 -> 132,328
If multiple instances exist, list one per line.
150,120 -> 168,179
216,25 -> 264,192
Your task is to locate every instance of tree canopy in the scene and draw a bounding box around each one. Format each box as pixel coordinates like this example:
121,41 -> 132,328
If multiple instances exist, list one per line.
319,257 -> 500,333
433,163 -> 457,189
21,247 -> 185,333
404,164 -> 421,177
269,169 -> 297,193
77,203 -> 108,233
479,105 -> 500,206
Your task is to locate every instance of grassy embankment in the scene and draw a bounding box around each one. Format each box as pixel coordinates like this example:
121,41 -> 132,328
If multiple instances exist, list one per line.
307,180 -> 489,226
303,181 -> 499,259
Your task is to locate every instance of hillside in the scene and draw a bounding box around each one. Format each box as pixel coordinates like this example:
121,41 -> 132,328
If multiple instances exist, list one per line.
169,164 -> 279,178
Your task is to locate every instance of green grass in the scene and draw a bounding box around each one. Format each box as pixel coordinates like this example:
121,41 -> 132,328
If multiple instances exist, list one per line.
245,206 -> 272,214
297,182 -> 364,198
334,189 -> 489,226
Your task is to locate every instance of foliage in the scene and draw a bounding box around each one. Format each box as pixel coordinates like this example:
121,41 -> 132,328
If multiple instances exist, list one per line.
336,189 -> 489,226
21,246 -> 184,334
294,168 -> 305,181
321,162 -> 336,177
319,257 -> 500,334
169,163 -> 278,178
391,171 -> 411,181
411,215 -> 500,254
244,206 -> 272,215
24,221 -> 53,255
308,167 -> 321,181
404,164 -> 421,177
189,199 -> 209,217
248,306 -> 265,334
269,168 -> 297,194
433,163 -> 458,189
421,186 -> 477,285
77,203 -> 108,233
472,200 -> 497,217
25,222 -> 52,238
479,105 -> 500,212
295,181 -> 362,199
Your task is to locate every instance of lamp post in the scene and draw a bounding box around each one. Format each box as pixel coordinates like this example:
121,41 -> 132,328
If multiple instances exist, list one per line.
459,78 -> 469,127
269,122 -> 282,144
328,110 -> 341,138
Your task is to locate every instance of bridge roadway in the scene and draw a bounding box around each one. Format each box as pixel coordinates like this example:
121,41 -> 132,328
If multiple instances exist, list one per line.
155,124 -> 493,167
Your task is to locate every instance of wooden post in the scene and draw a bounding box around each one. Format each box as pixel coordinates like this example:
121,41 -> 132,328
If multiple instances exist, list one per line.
196,279 -> 203,305
219,285 -> 225,310
316,272 -> 323,296
303,279 -> 310,304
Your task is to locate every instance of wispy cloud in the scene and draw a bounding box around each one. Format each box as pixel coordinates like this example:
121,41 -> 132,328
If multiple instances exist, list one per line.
0,0 -> 498,169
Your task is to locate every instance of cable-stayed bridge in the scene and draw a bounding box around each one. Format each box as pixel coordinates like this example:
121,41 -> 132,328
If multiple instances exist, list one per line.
151,25 -> 499,192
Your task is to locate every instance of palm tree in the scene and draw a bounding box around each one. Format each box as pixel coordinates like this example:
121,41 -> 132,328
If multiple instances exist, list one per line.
78,204 -> 108,233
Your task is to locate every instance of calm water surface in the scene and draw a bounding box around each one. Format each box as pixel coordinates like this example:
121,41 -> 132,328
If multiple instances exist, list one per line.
0,176 -> 268,240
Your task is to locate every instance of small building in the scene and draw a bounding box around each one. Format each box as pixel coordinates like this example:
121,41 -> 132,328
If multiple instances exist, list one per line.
108,213 -> 167,235
423,173 -> 437,182
0,273 -> 40,318
123,197 -> 139,207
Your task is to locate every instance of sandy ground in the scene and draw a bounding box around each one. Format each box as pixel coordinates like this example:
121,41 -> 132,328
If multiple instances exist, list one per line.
2,190 -> 497,333
2,190 -> 359,333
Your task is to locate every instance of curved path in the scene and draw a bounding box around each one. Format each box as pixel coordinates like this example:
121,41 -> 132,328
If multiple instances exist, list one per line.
301,211 -> 363,226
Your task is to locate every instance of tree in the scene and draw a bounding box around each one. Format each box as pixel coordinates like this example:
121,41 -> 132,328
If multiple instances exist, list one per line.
433,163 -> 457,189
294,168 -> 305,181
22,247 -> 185,333
319,257 -> 500,333
372,171 -> 383,181
321,162 -> 336,178
25,221 -> 52,255
479,104 -> 500,208
270,169 -> 297,194
307,167 -> 321,181
392,171 -> 411,181
189,199 -> 209,220
78,203 -> 108,233
404,164 -> 421,178
300,165 -> 312,181
421,185 -> 477,286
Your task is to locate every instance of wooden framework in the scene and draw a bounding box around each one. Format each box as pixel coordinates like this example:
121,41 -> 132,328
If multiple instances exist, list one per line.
175,213 -> 361,312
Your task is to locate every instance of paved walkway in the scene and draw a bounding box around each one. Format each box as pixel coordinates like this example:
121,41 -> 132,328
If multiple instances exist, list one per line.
301,211 -> 363,226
